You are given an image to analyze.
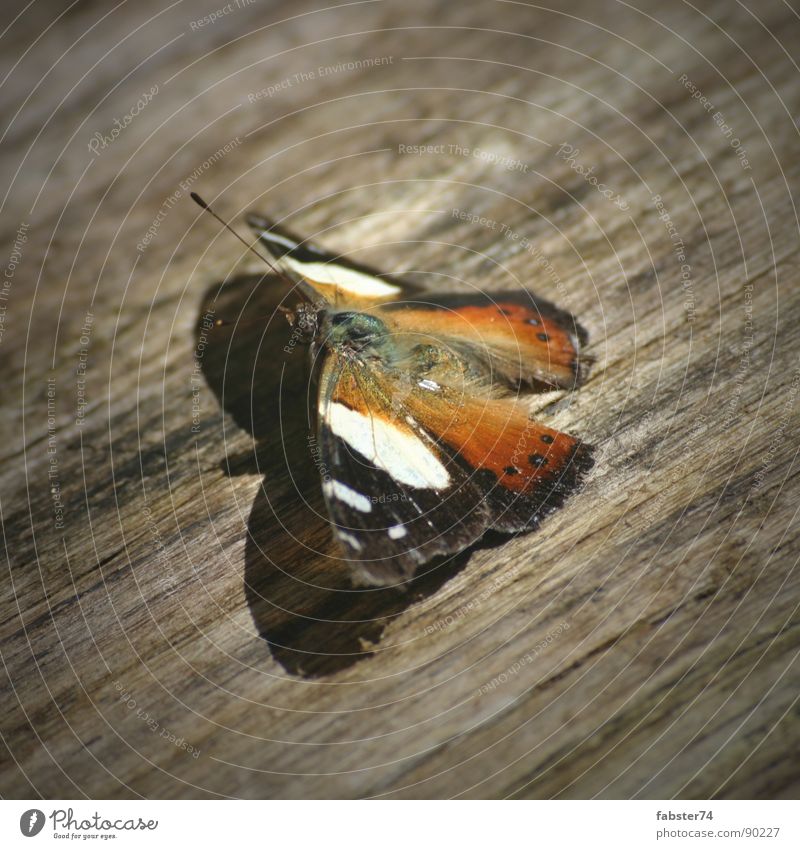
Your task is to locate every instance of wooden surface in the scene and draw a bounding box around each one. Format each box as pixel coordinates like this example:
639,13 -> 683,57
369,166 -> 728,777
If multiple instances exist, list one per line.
2,0 -> 800,799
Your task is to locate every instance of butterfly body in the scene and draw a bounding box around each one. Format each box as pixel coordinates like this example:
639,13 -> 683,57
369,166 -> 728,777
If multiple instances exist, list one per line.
242,213 -> 593,586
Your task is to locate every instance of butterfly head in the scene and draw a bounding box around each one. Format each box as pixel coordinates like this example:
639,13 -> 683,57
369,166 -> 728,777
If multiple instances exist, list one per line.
281,301 -> 321,344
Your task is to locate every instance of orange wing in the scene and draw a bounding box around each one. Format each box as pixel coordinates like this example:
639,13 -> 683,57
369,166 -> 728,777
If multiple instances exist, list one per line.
403,388 -> 585,495
322,355 -> 583,496
377,293 -> 590,389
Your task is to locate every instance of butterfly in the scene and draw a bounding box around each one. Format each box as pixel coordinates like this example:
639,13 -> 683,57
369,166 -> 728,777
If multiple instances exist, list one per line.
193,195 -> 593,587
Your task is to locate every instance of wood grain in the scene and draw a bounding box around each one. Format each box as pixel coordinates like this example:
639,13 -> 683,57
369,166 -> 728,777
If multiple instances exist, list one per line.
1,0 -> 799,799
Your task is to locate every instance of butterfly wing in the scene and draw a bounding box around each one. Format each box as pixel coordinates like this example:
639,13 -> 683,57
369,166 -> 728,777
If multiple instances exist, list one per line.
248,211 -> 588,387
376,291 -> 590,389
248,213 -> 588,387
248,213 -> 413,303
316,349 -> 592,586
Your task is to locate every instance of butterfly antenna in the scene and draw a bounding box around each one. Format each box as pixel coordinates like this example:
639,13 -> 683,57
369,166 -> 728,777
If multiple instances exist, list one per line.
190,192 -> 297,290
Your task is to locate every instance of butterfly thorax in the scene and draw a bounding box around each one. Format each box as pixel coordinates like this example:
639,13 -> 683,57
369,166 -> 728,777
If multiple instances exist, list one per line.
323,310 -> 392,360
